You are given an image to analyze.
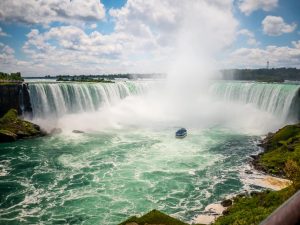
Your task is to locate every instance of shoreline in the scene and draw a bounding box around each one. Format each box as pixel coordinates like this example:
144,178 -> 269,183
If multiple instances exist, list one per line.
119,123 -> 300,225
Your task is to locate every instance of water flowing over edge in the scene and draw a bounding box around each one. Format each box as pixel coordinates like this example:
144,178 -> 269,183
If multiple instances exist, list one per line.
28,81 -> 150,119
209,81 -> 300,122
28,81 -> 300,123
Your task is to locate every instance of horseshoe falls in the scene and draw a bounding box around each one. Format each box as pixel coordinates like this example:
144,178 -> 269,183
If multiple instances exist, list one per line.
210,81 -> 300,122
1,80 -> 300,225
28,81 -> 150,119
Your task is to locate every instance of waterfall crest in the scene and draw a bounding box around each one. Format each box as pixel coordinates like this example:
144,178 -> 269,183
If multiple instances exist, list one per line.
210,81 -> 300,121
28,81 -> 149,119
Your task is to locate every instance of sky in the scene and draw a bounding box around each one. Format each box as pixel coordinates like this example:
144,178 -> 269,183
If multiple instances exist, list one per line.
0,0 -> 299,76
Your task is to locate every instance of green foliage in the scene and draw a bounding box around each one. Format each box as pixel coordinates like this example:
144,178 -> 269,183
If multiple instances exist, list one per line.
0,72 -> 23,81
222,68 -> 300,82
258,124 -> 300,175
214,123 -> 300,225
56,76 -> 114,83
284,160 -> 300,190
214,188 -> 294,225
0,109 -> 41,142
119,210 -> 189,225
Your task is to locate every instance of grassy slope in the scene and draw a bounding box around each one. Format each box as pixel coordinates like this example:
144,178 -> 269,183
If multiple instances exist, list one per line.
119,210 -> 190,225
258,124 -> 300,175
213,188 -> 294,225
214,124 -> 300,225
120,124 -> 300,225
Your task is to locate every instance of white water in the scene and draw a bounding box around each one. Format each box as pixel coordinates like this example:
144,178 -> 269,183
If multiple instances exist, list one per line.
28,81 -> 151,119
210,81 -> 300,122
27,80 -> 300,135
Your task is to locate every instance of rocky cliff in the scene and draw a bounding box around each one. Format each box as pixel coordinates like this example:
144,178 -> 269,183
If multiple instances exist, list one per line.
0,83 -> 32,117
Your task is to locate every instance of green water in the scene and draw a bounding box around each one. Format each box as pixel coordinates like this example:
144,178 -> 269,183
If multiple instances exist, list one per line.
0,128 -> 260,225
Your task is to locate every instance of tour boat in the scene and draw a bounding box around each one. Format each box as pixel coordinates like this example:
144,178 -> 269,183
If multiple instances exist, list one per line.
175,128 -> 187,138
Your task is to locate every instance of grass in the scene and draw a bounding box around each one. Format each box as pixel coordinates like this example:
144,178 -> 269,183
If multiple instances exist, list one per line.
213,187 -> 294,225
104,123 -> 300,225
119,210 -> 189,225
258,124 -> 300,175
213,123 -> 300,225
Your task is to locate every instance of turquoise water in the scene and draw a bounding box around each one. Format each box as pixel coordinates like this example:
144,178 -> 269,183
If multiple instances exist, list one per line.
1,80 -> 300,224
0,128 -> 259,225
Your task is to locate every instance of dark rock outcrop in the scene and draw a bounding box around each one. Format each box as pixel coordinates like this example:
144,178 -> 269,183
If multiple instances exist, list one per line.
72,130 -> 85,134
0,83 -> 32,117
0,109 -> 45,143
221,199 -> 233,207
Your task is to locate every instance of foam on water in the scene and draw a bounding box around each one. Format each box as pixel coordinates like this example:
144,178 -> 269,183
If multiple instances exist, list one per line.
1,80 -> 300,224
0,128 -> 260,224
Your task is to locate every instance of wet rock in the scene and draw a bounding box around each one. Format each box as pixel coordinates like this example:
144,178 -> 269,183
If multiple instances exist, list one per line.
50,128 -> 62,135
72,130 -> 85,134
0,83 -> 32,117
245,169 -> 253,174
0,130 -> 17,142
0,109 -> 44,143
221,199 -> 232,207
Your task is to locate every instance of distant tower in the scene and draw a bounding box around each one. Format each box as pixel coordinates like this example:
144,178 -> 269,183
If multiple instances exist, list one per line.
267,61 -> 269,69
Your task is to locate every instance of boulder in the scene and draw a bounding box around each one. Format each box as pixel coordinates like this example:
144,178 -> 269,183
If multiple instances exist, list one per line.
72,130 -> 85,134
0,130 -> 17,142
0,109 -> 44,143
50,128 -> 62,135
221,199 -> 232,207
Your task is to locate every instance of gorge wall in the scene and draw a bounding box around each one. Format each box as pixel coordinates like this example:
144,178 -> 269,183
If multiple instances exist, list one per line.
0,83 -> 32,117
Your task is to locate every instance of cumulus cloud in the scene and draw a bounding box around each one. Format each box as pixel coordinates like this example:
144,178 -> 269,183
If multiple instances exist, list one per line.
237,29 -> 259,46
239,0 -> 278,15
226,41 -> 300,68
262,16 -> 297,36
0,0 -> 105,26
10,0 -> 238,76
0,27 -> 9,37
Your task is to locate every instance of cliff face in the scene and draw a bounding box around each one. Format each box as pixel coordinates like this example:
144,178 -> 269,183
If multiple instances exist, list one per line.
0,83 -> 32,117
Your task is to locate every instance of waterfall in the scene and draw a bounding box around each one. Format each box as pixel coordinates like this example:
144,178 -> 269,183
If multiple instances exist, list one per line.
210,81 -> 300,121
28,81 -> 149,119
28,80 -> 300,123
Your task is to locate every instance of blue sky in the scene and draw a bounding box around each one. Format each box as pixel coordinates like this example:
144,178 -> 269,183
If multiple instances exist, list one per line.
0,0 -> 299,76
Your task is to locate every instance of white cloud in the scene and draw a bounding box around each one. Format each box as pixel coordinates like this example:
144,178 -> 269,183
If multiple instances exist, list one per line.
90,23 -> 98,29
0,0 -> 105,26
0,27 -> 9,37
262,16 -> 297,36
2,0 -> 239,75
0,43 -> 18,71
239,0 -> 278,15
226,41 -> 300,68
237,29 -> 259,46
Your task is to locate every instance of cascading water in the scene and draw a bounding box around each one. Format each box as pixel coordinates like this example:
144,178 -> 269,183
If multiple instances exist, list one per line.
2,80 -> 300,225
28,81 -> 150,119
210,81 -> 300,122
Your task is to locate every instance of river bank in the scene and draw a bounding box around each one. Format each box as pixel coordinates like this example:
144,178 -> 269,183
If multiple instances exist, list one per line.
119,123 -> 300,225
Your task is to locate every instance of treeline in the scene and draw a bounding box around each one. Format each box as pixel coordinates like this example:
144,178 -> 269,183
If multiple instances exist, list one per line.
56,73 -> 166,80
222,68 -> 300,82
0,72 -> 23,82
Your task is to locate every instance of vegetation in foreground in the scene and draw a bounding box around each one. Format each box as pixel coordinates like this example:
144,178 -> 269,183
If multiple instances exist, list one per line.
256,124 -> 300,176
0,109 -> 44,143
119,123 -> 300,225
119,210 -> 190,225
